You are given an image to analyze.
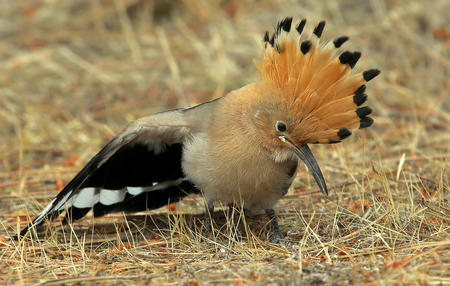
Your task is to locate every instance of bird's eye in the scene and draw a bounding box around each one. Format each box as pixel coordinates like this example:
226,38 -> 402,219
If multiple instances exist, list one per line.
275,121 -> 287,132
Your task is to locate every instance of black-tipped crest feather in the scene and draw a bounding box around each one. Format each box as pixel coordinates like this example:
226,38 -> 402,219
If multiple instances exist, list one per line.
337,128 -> 352,140
363,69 -> 380,81
300,40 -> 312,54
339,51 -> 353,65
353,93 -> 368,106
264,31 -> 270,43
313,21 -> 326,38
333,36 -> 349,48
349,52 -> 361,68
355,85 -> 366,95
356,106 -> 372,118
296,18 -> 307,34
279,17 -> 293,32
360,117 -> 374,128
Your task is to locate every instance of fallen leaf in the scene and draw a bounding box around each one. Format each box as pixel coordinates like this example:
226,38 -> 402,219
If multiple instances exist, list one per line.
384,257 -> 410,269
375,193 -> 387,201
348,199 -> 371,212
122,242 -> 132,249
433,27 -> 450,40
55,179 -> 65,191
338,244 -> 349,256
168,203 -> 176,211
63,154 -> 79,167
248,272 -> 264,282
348,229 -> 358,244
426,218 -> 440,224
418,189 -> 433,199
294,187 -> 307,194
22,4 -> 35,20
149,233 -> 161,242
4,210 -> 27,217
393,258 -> 409,268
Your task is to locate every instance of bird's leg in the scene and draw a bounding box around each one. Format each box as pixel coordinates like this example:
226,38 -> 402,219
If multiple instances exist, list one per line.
204,201 -> 215,235
265,208 -> 284,242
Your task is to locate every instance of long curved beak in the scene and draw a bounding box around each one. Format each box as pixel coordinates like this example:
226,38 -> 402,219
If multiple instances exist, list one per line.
279,136 -> 328,195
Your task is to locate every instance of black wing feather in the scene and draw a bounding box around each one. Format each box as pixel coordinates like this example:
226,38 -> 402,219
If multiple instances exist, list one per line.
87,143 -> 183,189
19,133 -> 198,238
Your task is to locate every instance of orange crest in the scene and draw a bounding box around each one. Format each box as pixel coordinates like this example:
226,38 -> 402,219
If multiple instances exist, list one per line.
254,18 -> 380,144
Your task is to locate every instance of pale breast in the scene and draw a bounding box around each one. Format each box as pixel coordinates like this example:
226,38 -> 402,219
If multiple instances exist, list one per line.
182,132 -> 298,210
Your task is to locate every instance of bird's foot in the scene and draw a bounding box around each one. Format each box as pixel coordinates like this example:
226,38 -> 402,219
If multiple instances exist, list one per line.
269,227 -> 285,243
202,202 -> 215,239
265,208 -> 285,243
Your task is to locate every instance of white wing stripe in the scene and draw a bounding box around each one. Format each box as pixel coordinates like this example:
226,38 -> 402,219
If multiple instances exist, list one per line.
73,187 -> 99,208
33,178 -> 187,225
127,187 -> 145,195
99,189 -> 127,206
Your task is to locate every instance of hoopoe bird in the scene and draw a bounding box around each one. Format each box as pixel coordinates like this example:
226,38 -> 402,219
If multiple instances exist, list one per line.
18,17 -> 379,241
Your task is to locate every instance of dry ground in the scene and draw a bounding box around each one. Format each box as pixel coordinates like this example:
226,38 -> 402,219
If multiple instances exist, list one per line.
0,0 -> 449,285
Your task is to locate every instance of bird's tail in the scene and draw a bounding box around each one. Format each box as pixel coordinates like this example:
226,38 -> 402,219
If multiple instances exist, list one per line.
255,17 -> 379,144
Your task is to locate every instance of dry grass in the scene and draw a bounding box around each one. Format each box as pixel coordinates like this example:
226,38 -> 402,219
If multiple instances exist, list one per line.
0,0 -> 449,285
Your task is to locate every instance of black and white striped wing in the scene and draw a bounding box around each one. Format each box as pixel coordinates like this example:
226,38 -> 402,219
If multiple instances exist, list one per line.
19,110 -> 199,237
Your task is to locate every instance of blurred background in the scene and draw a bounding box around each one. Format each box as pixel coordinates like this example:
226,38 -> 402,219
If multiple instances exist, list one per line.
0,0 -> 448,284
0,0 -> 448,174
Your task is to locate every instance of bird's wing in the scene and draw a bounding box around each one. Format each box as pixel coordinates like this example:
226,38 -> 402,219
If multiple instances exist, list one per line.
19,108 -> 199,237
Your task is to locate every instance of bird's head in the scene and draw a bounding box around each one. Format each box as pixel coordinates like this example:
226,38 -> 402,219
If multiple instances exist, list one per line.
249,89 -> 329,195
248,17 -> 380,195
